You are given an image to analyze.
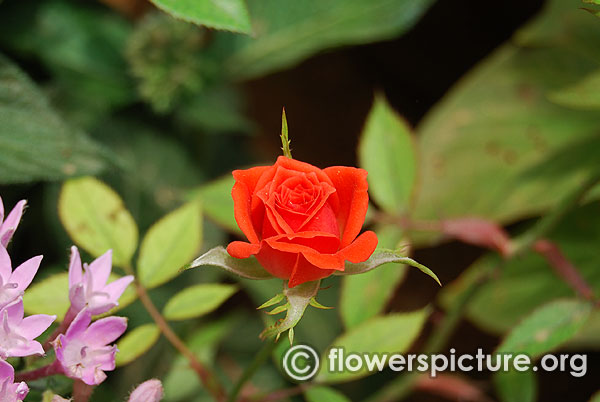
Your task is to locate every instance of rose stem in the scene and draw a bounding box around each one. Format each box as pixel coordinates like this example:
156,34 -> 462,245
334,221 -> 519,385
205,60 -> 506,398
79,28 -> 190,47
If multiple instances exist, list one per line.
227,338 -> 277,402
123,264 -> 226,402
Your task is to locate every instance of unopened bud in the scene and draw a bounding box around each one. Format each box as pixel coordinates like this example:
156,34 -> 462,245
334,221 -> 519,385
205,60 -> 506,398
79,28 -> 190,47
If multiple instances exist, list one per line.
128,379 -> 164,402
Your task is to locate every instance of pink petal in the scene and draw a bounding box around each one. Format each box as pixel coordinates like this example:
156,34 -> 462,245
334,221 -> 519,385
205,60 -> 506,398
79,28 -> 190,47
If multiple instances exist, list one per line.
69,284 -> 86,312
87,250 -> 112,290
65,309 -> 92,339
20,314 -> 56,339
103,275 -> 134,303
84,316 -> 127,347
68,246 -> 83,289
0,359 -> 14,381
10,255 -> 42,292
80,364 -> 107,385
4,298 -> 24,326
0,200 -> 26,247
9,340 -> 44,357
94,345 -> 118,371
0,246 -> 12,284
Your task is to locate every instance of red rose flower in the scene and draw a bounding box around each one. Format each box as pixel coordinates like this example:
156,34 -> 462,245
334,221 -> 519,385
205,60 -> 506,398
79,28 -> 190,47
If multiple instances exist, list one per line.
227,156 -> 378,287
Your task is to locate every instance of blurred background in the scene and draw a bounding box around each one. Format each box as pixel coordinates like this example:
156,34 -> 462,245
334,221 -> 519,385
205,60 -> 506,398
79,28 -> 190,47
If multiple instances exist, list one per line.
0,0 -> 599,401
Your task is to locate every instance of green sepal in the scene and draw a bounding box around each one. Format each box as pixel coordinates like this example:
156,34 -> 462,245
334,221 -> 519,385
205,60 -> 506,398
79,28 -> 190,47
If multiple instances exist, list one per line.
260,280 -> 321,342
257,292 -> 285,309
310,297 -> 333,310
266,304 -> 289,315
336,249 -> 441,286
186,246 -> 273,280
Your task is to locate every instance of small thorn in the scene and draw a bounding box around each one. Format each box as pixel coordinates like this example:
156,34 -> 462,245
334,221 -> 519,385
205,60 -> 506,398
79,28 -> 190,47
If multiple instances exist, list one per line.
288,327 -> 295,345
275,332 -> 281,342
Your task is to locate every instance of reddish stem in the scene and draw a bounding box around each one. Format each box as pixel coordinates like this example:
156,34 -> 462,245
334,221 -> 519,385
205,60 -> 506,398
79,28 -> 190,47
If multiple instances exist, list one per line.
533,239 -> 596,301
15,359 -> 63,382
72,380 -> 95,402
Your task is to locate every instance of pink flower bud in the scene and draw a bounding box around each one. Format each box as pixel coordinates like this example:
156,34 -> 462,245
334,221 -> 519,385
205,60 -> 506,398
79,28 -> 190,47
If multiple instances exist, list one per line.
128,379 -> 164,402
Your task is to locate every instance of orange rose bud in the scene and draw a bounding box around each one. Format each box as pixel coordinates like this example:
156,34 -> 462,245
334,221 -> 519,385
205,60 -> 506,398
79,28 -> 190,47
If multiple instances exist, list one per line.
227,156 -> 378,287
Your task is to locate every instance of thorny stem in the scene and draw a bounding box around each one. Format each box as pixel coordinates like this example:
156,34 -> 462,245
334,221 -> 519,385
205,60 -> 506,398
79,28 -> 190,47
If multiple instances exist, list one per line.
123,264 -> 226,402
15,359 -> 62,382
365,173 -> 600,402
72,380 -> 94,402
227,339 -> 277,402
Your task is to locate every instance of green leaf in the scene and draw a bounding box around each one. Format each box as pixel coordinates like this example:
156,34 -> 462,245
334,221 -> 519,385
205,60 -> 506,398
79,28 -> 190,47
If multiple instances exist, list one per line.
359,95 -> 417,213
187,246 -> 273,280
150,0 -> 252,34
163,284 -> 238,321
222,0 -> 435,79
115,323 -> 160,367
549,69 -> 600,110
496,299 -> 592,358
305,386 -> 350,402
494,369 -> 537,402
590,390 -> 600,402
0,54 -> 111,184
340,225 -> 407,329
137,202 -> 202,288
411,0 -> 600,237
583,0 -> 600,4
317,309 -> 429,383
23,272 -> 136,321
0,0 -> 135,127
440,202 -> 600,334
336,250 -> 440,286
188,175 -> 240,234
59,177 -> 138,267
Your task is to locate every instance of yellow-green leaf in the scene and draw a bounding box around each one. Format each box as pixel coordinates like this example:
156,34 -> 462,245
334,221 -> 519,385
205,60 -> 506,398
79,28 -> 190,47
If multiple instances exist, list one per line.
115,323 -> 160,367
317,309 -> 429,383
163,283 -> 237,321
137,202 -> 202,288
359,95 -> 417,213
59,177 -> 138,267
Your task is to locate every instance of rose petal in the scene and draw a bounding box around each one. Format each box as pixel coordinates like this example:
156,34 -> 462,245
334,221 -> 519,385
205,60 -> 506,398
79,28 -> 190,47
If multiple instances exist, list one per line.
323,166 -> 369,248
288,254 -> 335,288
337,230 -> 378,264
232,166 -> 271,244
227,241 -> 261,259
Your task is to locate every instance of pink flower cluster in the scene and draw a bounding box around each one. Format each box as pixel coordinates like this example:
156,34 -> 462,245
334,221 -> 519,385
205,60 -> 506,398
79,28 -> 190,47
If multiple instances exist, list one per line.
0,195 -> 150,400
